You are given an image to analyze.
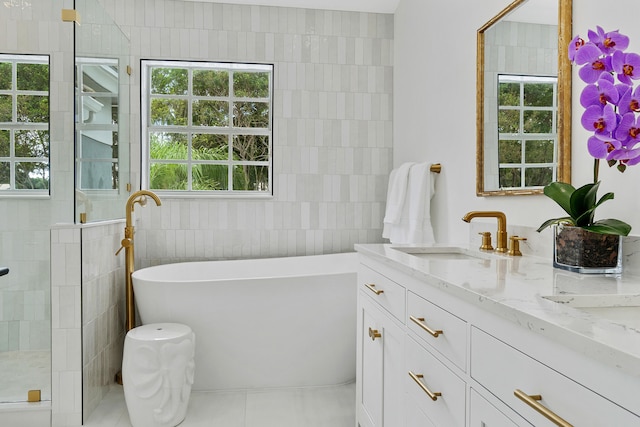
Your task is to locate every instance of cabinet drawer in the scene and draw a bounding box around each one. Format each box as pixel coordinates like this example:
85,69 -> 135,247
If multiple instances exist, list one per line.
471,327 -> 640,426
407,291 -> 467,371
470,389 -> 529,427
406,397 -> 437,427
405,336 -> 466,427
359,265 -> 405,321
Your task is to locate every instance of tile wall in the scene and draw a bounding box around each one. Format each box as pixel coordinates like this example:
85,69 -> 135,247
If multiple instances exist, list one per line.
51,226 -> 82,427
101,0 -> 395,264
80,221 -> 126,422
51,221 -> 126,426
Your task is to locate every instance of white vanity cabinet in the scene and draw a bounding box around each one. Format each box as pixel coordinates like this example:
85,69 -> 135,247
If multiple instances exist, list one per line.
355,249 -> 640,427
356,264 -> 406,427
405,335 -> 466,426
471,327 -> 640,426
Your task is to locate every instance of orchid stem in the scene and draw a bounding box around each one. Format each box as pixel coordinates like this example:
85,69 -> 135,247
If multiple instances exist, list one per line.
594,158 -> 600,183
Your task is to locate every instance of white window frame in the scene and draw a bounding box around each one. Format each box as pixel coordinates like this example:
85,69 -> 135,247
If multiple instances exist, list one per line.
141,60 -> 273,197
497,74 -> 558,190
0,54 -> 50,196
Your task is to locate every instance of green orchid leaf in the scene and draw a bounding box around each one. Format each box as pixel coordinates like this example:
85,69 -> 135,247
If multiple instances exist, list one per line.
570,182 -> 600,226
595,191 -> 615,206
536,216 -> 574,233
543,182 -> 575,217
584,218 -> 632,236
574,191 -> 615,225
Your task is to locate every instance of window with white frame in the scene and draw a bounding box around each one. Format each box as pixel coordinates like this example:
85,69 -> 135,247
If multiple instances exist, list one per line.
497,74 -> 558,189
0,54 -> 50,193
141,60 -> 273,195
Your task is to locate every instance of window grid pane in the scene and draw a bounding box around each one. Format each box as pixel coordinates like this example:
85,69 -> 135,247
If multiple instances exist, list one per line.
497,74 -> 557,190
143,61 -> 273,195
0,54 -> 49,193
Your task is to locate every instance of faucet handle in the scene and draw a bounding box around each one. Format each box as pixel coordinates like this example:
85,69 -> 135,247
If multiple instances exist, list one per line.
115,238 -> 132,256
478,232 -> 494,251
508,236 -> 527,256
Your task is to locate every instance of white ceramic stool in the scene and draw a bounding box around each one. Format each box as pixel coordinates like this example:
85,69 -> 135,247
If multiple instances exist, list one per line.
122,323 -> 195,427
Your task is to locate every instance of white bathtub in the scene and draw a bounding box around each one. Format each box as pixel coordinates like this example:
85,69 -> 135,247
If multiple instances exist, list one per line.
131,252 -> 358,391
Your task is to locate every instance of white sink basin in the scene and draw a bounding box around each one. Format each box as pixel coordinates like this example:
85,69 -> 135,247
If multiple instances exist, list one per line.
390,246 -> 499,261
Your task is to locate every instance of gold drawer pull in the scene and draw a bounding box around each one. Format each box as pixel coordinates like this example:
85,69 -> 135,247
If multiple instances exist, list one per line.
409,315 -> 443,338
408,371 -> 442,401
514,389 -> 573,427
364,283 -> 384,295
368,327 -> 381,341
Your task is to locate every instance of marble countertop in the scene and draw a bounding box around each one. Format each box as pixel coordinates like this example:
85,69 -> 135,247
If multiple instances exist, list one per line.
354,243 -> 640,377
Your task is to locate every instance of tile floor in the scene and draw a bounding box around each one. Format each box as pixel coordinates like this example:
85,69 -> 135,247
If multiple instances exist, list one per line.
84,382 -> 356,427
0,350 -> 51,403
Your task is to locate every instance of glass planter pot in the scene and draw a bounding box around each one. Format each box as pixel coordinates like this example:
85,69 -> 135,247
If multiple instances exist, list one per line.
553,225 -> 623,274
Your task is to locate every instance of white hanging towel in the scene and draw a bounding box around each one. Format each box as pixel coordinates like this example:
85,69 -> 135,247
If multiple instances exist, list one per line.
382,162 -> 436,244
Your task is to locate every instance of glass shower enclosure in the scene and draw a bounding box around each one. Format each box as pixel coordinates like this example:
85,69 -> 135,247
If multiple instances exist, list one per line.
0,0 -> 130,411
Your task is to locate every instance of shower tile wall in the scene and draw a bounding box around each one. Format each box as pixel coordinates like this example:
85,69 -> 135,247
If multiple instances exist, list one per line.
51,226 -> 82,427
104,1 -> 394,264
80,222 -> 126,421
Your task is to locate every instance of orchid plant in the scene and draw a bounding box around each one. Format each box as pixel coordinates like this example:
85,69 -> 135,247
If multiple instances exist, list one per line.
538,26 -> 635,236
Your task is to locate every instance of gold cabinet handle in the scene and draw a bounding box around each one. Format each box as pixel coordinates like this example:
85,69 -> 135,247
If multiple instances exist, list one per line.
368,327 -> 381,341
409,315 -> 443,338
514,389 -> 573,427
408,371 -> 441,401
364,283 -> 384,295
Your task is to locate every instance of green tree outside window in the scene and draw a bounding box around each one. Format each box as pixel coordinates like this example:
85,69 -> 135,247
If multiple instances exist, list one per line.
497,75 -> 557,189
144,61 -> 272,194
0,55 -> 49,192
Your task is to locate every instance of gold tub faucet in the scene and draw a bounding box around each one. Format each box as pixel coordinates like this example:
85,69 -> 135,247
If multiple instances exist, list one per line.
116,190 -> 162,331
462,211 -> 508,253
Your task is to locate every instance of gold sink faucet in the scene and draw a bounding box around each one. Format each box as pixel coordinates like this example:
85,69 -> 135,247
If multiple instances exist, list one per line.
116,190 -> 162,331
462,211 -> 508,253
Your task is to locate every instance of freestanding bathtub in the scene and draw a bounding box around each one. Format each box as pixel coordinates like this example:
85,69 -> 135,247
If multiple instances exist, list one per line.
131,252 -> 358,391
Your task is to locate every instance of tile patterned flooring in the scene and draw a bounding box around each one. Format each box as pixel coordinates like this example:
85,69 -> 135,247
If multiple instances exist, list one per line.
0,350 -> 51,403
84,382 -> 356,427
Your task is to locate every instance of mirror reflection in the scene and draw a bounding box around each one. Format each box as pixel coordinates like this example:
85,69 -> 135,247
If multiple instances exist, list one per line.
76,58 -> 119,191
477,0 -> 572,196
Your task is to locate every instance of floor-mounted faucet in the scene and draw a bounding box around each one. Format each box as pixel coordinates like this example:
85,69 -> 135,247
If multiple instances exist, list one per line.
116,190 -> 162,331
462,211 -> 508,253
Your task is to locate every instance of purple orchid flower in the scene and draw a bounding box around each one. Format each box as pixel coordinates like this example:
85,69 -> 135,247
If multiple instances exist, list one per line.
573,42 -> 602,65
612,50 -> 640,85
568,35 -> 585,62
569,26 -> 640,175
580,75 -> 619,108
581,103 -> 617,136
576,44 -> 612,83
614,112 -> 640,146
609,144 -> 640,166
588,26 -> 630,55
618,84 -> 640,114
587,135 -> 621,159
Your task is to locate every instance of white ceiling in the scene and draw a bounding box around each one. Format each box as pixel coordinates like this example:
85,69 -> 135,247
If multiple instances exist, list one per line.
180,0 -> 400,14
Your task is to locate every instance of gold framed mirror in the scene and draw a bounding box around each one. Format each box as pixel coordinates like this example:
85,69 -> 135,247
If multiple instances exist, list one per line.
476,0 -> 572,196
